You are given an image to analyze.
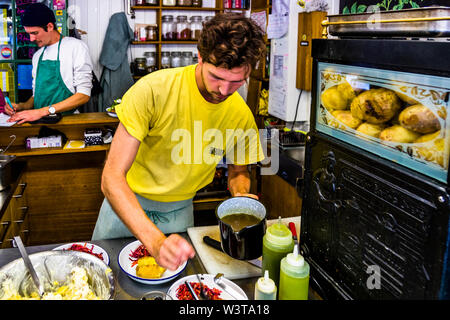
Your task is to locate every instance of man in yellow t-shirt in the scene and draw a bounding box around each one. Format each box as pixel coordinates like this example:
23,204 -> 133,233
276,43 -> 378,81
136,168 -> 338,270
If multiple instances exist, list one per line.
92,13 -> 267,271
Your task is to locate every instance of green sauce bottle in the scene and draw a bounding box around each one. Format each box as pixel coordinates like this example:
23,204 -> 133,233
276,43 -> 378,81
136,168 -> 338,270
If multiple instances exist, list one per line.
262,217 -> 294,290
279,245 -> 310,300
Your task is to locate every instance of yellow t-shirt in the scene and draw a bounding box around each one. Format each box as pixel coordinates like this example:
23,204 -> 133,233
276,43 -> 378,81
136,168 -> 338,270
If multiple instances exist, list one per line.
116,64 -> 265,202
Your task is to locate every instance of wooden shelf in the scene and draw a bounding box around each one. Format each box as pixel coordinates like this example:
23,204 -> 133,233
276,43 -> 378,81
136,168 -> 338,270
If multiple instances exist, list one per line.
132,6 -> 221,11
131,40 -> 198,45
4,144 -> 111,157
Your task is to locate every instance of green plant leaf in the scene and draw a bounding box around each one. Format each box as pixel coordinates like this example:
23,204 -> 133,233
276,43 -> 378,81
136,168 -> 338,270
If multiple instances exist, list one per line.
351,2 -> 358,14
410,1 -> 420,8
343,6 -> 350,14
357,5 -> 367,13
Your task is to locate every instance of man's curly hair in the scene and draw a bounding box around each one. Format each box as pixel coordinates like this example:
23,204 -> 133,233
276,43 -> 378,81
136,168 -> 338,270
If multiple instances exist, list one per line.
197,13 -> 266,70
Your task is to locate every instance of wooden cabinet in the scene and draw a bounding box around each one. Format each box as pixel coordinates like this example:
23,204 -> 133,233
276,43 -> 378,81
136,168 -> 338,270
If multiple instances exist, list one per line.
1,170 -> 29,248
0,113 -> 119,245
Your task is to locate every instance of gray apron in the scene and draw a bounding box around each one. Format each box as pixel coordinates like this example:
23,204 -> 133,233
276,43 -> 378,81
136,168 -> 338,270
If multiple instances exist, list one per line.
91,194 -> 194,240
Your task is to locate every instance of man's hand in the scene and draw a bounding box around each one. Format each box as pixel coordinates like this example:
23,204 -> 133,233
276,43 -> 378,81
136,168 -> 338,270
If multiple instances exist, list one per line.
8,108 -> 47,124
4,102 -> 19,116
234,192 -> 259,200
152,234 -> 195,271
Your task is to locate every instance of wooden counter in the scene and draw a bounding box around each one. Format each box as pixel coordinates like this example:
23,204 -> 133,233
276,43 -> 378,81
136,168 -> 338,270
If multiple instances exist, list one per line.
0,113 -> 119,246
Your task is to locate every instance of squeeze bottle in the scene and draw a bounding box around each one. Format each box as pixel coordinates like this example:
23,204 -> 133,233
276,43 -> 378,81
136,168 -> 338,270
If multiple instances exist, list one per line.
279,245 -> 310,300
254,270 -> 277,300
262,217 -> 294,290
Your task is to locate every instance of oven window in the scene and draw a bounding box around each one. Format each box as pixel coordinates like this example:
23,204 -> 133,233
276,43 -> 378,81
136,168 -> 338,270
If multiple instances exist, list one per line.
315,62 -> 450,184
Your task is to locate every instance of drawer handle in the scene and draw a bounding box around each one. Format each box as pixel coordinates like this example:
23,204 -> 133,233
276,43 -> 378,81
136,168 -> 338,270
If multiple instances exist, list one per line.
12,183 -> 27,198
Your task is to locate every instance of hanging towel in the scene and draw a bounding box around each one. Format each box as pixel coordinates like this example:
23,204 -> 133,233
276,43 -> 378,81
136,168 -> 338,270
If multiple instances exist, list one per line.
98,12 -> 134,112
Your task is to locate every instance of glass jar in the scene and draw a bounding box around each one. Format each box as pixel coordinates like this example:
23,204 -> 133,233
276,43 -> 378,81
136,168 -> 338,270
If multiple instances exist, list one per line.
161,52 -> 171,69
137,26 -> 147,42
170,52 -> 181,68
161,15 -> 176,40
177,0 -> 192,6
181,51 -> 193,67
162,0 -> 176,6
190,16 -> 202,41
192,0 -> 202,7
144,52 -> 157,73
135,0 -> 145,5
176,15 -> 191,41
146,25 -> 157,41
145,0 -> 158,5
135,58 -> 147,76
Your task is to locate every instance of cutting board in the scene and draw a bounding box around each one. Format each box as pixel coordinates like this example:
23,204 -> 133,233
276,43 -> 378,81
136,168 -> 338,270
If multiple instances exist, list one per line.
187,216 -> 301,280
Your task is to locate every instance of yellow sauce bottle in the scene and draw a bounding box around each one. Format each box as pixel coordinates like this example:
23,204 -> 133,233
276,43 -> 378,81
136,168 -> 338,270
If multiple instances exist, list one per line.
279,245 -> 310,300
254,270 -> 277,300
262,217 -> 294,290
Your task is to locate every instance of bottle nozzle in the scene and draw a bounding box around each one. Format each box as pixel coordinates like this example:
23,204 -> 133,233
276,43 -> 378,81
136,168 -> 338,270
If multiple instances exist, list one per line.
264,270 -> 269,281
293,244 -> 298,258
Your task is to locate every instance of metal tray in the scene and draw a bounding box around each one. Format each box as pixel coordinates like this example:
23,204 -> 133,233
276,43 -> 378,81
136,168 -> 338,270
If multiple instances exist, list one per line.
326,7 -> 450,37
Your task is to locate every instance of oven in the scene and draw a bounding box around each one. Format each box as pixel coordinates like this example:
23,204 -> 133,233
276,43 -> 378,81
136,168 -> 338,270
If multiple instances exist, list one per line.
300,39 -> 450,299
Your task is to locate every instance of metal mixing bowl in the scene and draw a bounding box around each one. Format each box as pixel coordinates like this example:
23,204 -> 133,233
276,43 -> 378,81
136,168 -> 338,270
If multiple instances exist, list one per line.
0,250 -> 115,300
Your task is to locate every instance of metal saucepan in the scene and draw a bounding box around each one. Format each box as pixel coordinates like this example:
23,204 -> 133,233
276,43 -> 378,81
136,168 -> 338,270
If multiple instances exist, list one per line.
215,197 -> 266,260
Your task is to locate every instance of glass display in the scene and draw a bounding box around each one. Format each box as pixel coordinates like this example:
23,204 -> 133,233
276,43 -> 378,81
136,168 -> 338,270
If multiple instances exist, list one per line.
161,15 -> 176,40
176,15 -> 191,41
316,62 -> 450,183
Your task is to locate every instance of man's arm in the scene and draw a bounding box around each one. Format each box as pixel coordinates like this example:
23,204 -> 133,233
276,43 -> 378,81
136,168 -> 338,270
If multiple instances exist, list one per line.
227,164 -> 258,199
7,92 -> 90,124
102,123 -> 195,270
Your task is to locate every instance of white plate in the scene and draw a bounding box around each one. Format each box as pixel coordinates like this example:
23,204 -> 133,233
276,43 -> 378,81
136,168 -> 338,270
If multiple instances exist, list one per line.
167,274 -> 248,300
118,240 -> 187,285
52,242 -> 110,265
106,111 -> 118,118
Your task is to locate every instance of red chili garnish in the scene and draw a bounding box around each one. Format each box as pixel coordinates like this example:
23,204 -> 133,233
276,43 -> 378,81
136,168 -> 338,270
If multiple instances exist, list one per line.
129,244 -> 151,267
176,282 -> 222,300
64,243 -> 104,260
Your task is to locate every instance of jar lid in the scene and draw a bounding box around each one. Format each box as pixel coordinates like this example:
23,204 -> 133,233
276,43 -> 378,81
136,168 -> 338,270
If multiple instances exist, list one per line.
161,51 -> 170,56
190,16 -> 202,21
171,52 -> 181,56
176,15 -> 188,21
144,52 -> 156,57
162,15 -> 174,21
265,217 -> 293,247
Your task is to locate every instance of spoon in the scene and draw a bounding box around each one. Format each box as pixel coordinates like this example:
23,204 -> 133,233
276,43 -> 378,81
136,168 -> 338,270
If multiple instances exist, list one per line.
14,236 -> 44,298
213,273 -> 246,300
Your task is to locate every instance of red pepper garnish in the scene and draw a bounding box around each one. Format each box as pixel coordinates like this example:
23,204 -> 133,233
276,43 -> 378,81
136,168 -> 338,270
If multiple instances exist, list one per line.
176,282 -> 222,300
64,243 -> 104,260
129,244 -> 151,267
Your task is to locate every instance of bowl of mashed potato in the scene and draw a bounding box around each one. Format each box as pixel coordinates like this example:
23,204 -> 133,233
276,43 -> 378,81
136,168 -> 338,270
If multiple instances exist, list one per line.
0,250 -> 115,300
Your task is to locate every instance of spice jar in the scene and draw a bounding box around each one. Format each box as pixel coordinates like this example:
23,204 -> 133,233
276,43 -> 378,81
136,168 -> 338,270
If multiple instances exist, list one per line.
135,0 -> 145,5
192,0 -> 202,7
161,52 -> 171,69
176,15 -> 191,41
190,16 -> 202,41
170,52 -> 181,68
162,15 -> 176,40
181,51 -> 193,66
162,0 -> 176,6
137,26 -> 147,42
177,0 -> 192,6
144,52 -> 157,73
145,0 -> 158,5
134,58 -> 147,76
146,25 -> 157,41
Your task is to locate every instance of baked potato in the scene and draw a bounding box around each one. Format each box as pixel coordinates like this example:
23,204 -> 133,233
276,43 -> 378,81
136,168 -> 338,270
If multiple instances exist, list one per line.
321,82 -> 356,111
356,122 -> 387,138
395,91 -> 418,105
350,88 -> 402,124
379,125 -> 421,143
414,130 -> 444,167
398,104 -> 441,134
332,110 -> 362,129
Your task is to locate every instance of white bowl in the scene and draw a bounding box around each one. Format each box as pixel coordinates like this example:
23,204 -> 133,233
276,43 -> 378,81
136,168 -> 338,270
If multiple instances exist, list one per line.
118,240 -> 187,285
53,242 -> 110,265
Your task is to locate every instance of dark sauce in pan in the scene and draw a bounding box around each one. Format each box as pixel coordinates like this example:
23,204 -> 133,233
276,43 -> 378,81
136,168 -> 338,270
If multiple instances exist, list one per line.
221,213 -> 261,231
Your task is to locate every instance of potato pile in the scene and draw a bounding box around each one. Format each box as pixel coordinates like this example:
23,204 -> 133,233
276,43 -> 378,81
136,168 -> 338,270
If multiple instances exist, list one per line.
321,81 -> 445,167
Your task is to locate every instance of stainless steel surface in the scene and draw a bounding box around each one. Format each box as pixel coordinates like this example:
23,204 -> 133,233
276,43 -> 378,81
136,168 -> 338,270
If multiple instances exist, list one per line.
0,248 -> 115,299
214,273 -> 246,300
327,7 -> 450,37
0,154 -> 15,191
0,236 -> 258,300
13,236 -> 44,297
